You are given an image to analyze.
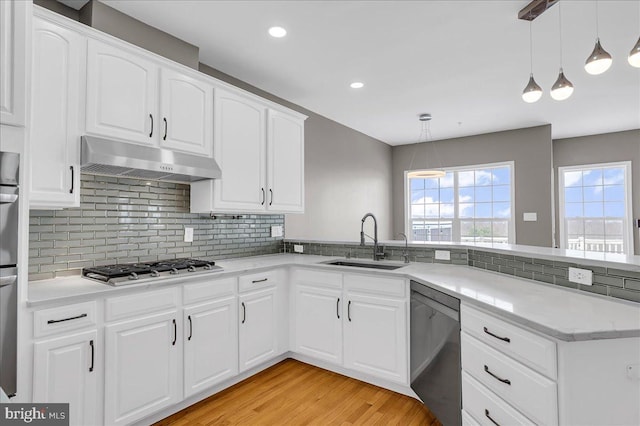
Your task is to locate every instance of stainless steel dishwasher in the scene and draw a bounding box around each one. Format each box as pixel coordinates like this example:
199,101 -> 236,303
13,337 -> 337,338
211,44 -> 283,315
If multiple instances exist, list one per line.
410,280 -> 461,426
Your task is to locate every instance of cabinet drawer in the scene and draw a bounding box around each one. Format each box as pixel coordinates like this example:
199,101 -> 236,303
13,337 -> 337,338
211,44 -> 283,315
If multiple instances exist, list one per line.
105,287 -> 178,322
461,303 -> 557,379
183,276 -> 236,305
462,333 -> 557,426
34,301 -> 97,338
344,273 -> 405,297
292,268 -> 342,289
239,270 -> 278,292
462,371 -> 535,426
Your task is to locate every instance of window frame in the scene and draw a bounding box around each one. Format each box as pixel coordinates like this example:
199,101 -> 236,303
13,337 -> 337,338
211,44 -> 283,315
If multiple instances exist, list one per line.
404,161 -> 516,244
558,161 -> 633,254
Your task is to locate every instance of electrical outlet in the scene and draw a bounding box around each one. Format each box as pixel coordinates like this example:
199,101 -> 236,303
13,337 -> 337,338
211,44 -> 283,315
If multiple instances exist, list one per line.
271,225 -> 283,237
568,267 -> 593,285
435,250 -> 450,261
294,244 -> 304,253
184,227 -> 194,243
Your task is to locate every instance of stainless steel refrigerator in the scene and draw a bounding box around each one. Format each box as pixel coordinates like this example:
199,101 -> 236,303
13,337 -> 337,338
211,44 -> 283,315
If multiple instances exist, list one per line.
0,151 -> 19,397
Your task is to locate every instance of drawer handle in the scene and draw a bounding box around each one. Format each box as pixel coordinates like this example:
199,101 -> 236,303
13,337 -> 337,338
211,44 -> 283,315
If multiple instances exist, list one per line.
89,340 -> 94,373
485,409 -> 500,426
149,114 -> 154,138
484,365 -> 511,385
252,278 -> 268,284
483,326 -> 511,343
348,300 -> 352,322
47,313 -> 88,324
163,117 -> 168,140
69,166 -> 74,194
188,315 -> 193,341
336,298 -> 340,319
241,302 -> 246,324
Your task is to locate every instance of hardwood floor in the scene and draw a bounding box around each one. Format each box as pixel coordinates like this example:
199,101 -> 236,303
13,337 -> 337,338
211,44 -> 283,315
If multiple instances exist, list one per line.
155,359 -> 442,425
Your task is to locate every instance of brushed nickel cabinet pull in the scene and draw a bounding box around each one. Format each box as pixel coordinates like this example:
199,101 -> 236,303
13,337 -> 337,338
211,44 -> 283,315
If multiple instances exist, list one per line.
484,365 -> 511,385
69,166 -> 74,194
149,114 -> 154,137
188,315 -> 193,341
172,319 -> 177,346
89,340 -> 94,372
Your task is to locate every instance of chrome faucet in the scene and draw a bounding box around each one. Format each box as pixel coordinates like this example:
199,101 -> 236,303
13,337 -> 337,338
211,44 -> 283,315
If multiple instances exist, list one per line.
398,232 -> 410,263
360,213 -> 385,261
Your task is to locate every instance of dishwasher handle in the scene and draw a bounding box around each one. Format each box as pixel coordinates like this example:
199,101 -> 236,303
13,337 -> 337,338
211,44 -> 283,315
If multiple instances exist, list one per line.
411,290 -> 459,321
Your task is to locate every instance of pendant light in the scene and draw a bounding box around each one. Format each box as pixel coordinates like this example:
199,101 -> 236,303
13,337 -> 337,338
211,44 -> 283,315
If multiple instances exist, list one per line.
407,114 -> 446,179
584,1 -> 612,75
522,19 -> 542,103
630,37 -> 640,67
551,2 -> 574,101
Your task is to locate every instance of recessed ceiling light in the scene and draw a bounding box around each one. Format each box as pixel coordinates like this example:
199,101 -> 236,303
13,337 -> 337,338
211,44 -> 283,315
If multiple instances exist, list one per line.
268,26 -> 287,38
350,82 -> 364,89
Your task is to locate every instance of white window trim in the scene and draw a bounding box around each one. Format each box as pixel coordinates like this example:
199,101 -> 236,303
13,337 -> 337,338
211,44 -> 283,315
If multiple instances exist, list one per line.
404,161 -> 516,244
558,161 -> 633,254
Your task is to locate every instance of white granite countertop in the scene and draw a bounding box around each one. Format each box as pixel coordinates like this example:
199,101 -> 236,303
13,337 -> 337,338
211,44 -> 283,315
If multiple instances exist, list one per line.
28,254 -> 640,342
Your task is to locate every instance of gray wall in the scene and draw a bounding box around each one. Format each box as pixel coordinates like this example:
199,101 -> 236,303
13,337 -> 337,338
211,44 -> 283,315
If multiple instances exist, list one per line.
198,64 -> 394,241
553,129 -> 640,255
392,125 -> 553,247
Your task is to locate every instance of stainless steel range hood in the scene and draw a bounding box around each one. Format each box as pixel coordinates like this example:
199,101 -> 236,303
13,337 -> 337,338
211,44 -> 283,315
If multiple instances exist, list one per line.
81,136 -> 221,183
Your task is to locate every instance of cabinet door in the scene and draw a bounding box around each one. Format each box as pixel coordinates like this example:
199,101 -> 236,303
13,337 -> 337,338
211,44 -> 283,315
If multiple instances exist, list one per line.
0,0 -> 28,126
29,17 -> 83,208
33,330 -> 99,426
344,293 -> 408,384
183,296 -> 238,398
212,89 -> 266,212
238,287 -> 277,371
293,284 -> 342,364
267,110 -> 305,213
104,311 -> 179,426
159,68 -> 213,156
86,39 -> 158,145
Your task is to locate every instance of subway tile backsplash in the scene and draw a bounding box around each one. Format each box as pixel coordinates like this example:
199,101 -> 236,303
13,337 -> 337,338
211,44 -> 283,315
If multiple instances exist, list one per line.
29,174 -> 284,280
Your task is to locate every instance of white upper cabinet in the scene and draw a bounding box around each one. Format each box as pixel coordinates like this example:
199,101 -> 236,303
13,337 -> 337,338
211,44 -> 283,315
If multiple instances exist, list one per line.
86,39 -> 158,146
160,68 -> 213,156
0,0 -> 28,127
267,109 -> 305,213
30,15 -> 83,208
211,88 -> 267,212
190,90 -> 306,214
85,38 -> 214,156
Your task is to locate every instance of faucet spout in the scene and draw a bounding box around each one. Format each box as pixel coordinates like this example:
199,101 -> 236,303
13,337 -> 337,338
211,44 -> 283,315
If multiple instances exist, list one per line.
360,213 -> 384,261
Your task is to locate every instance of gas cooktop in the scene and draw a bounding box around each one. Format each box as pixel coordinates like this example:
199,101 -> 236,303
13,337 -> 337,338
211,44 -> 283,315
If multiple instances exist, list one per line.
82,258 -> 223,286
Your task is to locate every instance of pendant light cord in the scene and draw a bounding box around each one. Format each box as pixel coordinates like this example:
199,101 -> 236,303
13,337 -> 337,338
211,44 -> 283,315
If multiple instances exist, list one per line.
595,0 -> 600,38
529,20 -> 534,74
558,0 -> 564,67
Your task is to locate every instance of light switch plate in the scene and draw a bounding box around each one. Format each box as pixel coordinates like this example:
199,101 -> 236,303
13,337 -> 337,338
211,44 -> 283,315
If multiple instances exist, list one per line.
271,225 -> 283,238
435,250 -> 450,261
568,267 -> 593,285
184,227 -> 194,243
523,212 -> 537,222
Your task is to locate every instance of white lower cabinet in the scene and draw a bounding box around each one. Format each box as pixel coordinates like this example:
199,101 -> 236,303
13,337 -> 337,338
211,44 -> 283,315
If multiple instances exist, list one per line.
343,292 -> 407,384
238,287 -> 278,372
291,269 -> 408,385
33,329 -> 100,426
183,296 -> 238,398
293,284 -> 343,364
104,310 -> 180,426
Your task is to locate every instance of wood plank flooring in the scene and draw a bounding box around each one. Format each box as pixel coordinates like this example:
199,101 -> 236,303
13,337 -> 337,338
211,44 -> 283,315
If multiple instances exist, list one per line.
154,359 -> 442,425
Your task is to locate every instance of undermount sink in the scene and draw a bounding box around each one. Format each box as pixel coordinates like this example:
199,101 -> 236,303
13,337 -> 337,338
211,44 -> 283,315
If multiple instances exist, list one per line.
323,260 -> 406,270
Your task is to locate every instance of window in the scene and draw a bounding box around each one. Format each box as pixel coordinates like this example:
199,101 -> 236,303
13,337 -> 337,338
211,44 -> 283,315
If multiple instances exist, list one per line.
407,162 -> 514,244
559,162 -> 632,254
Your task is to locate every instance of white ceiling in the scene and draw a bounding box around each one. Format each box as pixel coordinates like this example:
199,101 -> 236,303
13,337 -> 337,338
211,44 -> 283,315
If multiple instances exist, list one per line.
102,0 -> 640,145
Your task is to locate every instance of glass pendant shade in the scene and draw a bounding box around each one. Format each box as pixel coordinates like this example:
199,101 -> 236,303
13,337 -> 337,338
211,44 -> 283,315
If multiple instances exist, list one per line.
408,170 -> 446,179
584,38 -> 612,74
550,68 -> 574,101
522,74 -> 543,103
629,37 -> 640,67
